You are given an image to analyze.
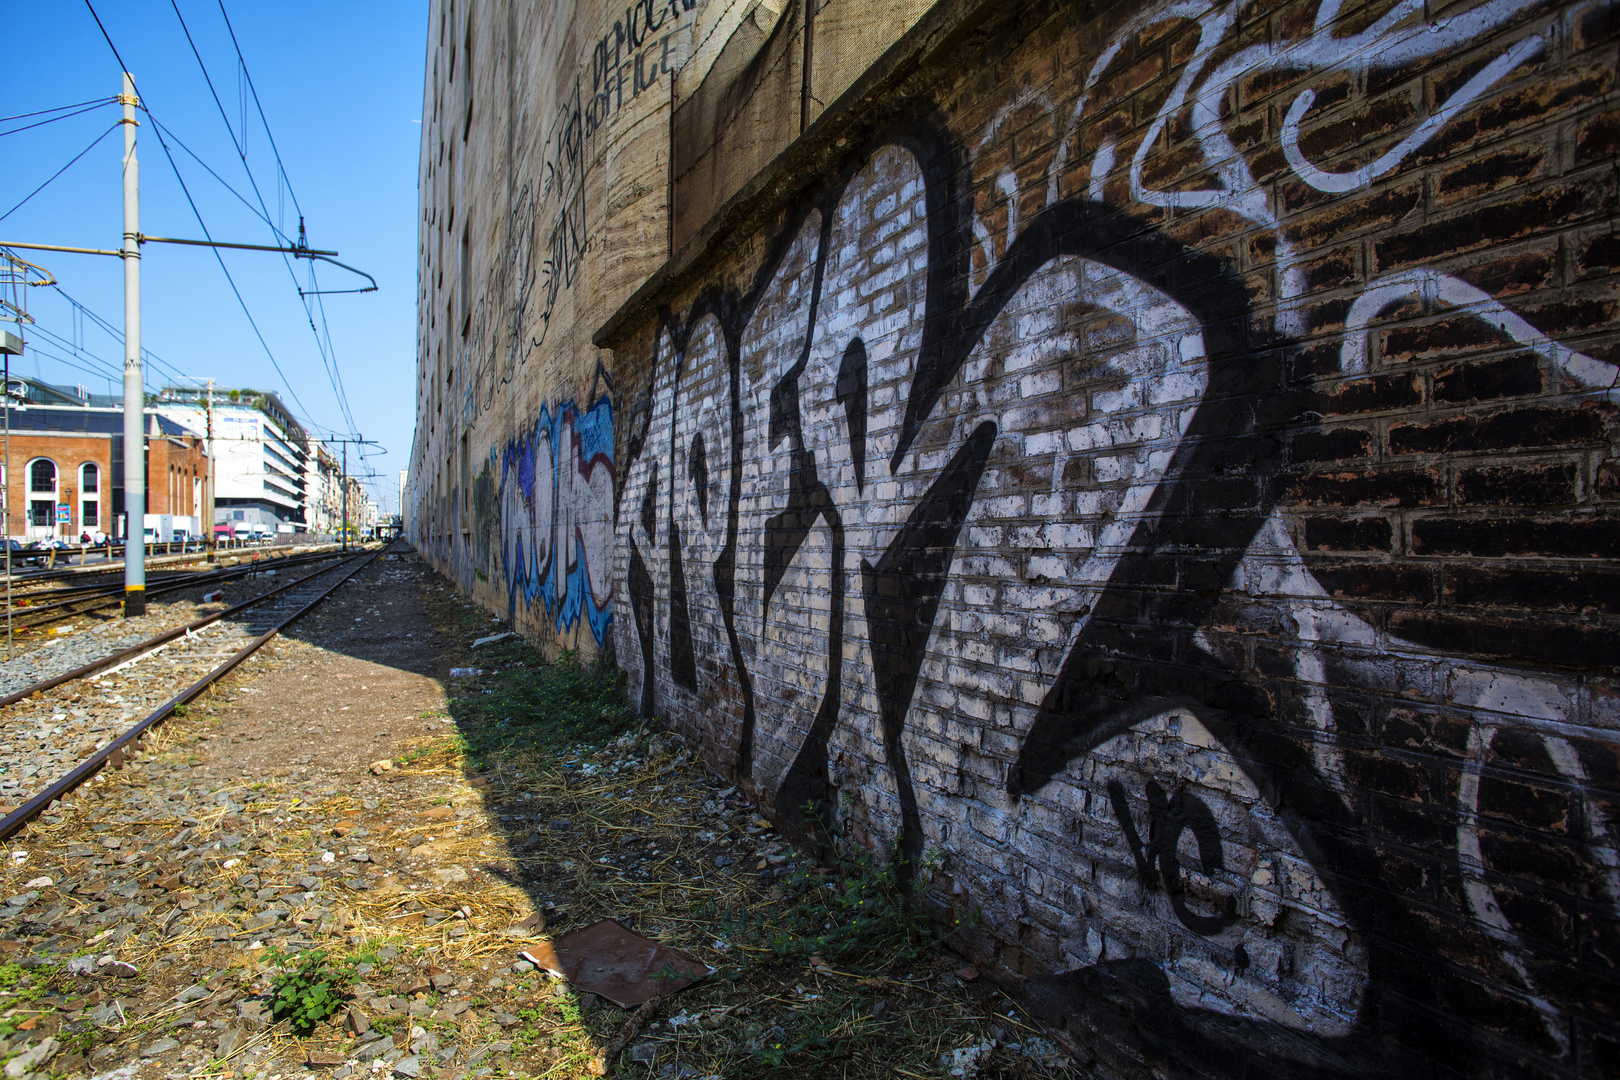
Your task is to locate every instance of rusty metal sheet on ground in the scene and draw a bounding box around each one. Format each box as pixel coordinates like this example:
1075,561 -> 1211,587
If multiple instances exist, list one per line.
521,919 -> 713,1007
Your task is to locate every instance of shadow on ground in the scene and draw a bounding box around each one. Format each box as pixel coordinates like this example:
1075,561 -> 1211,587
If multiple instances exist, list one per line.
0,547 -> 1075,1080
274,548 -> 1077,1078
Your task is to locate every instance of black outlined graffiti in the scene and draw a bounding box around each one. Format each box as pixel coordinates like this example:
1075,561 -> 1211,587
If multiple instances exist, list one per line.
668,520 -> 697,691
858,421 -> 995,875
1108,779 -> 1238,937
605,1 -> 1620,1072
835,338 -> 868,494
615,113 -> 1617,1078
504,180 -> 538,383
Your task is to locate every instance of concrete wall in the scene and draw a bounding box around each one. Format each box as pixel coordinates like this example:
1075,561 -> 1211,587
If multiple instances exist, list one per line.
412,0 -> 707,658
417,0 -> 1620,1074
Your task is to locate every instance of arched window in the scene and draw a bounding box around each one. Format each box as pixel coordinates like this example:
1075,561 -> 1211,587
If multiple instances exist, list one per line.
26,459 -> 56,529
80,463 -> 100,529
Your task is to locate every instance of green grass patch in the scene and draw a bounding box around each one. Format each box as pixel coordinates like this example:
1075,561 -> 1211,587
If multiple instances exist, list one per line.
449,650 -> 633,764
0,961 -> 56,1039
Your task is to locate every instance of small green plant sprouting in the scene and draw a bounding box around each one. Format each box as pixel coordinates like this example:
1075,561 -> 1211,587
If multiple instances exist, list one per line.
764,801 -> 934,969
0,962 -> 55,1039
265,947 -> 355,1034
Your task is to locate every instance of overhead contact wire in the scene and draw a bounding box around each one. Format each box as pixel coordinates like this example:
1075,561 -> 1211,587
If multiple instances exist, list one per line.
0,122 -> 121,223
170,0 -> 358,437
85,0 -> 322,426
0,100 -> 117,139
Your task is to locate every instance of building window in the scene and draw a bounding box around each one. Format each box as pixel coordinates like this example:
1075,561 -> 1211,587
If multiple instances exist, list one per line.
459,228 -> 470,337
27,459 -> 57,528
80,463 -> 100,528
460,431 -> 470,524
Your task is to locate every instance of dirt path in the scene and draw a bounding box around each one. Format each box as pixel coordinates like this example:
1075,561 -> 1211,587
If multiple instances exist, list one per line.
0,552 -> 1076,1080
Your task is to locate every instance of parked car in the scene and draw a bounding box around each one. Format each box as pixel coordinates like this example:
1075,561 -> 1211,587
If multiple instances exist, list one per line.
22,538 -> 65,567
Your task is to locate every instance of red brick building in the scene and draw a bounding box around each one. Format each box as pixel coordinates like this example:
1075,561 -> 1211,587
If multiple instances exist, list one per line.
1,382 -> 208,540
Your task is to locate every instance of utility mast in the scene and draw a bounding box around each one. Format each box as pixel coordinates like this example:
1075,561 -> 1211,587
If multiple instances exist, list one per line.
204,379 -> 216,563
120,72 -> 146,616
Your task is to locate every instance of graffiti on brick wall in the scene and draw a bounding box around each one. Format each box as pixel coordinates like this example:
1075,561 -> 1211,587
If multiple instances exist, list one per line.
615,0 -> 1617,1072
458,181 -> 544,426
502,397 -> 616,645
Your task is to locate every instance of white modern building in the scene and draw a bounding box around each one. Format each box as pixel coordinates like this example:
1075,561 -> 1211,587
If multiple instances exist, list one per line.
154,386 -> 310,532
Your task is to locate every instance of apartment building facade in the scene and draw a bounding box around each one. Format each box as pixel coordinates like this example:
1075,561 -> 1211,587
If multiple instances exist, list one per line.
155,387 -> 309,531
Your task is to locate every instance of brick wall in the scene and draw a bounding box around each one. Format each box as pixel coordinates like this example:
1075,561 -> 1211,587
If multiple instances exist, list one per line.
600,0 -> 1620,1074
146,435 -> 208,521
3,433 -> 111,538
3,431 -> 207,539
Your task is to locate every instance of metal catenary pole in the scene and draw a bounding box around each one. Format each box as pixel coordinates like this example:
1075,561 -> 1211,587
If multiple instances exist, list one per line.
3,349 -> 10,659
120,72 -> 146,617
205,379 -> 216,562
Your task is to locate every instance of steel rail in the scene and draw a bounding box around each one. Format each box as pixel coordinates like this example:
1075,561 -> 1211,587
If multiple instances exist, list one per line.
0,541 -> 334,587
0,551 -> 364,713
3,549 -> 346,627
5,547 -> 337,604
6,565 -> 335,633
0,545 -> 387,842
6,545 -> 334,595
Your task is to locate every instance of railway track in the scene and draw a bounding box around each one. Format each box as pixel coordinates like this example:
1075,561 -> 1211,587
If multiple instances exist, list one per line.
0,543 -> 390,841
0,547 -> 350,632
1,543 -> 338,596
0,540 -> 320,586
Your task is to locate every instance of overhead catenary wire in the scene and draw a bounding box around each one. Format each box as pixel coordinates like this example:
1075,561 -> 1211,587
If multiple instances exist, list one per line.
19,324 -> 124,381
209,0 -> 359,431
46,283 -> 195,387
83,0 -> 325,431
71,3 -> 378,484
167,0 -> 358,437
8,341 -> 380,500
216,0 -> 360,437
0,123 -> 122,224
146,116 -> 286,240
2,281 -> 195,394
0,98 -> 117,127
0,100 -> 117,140
12,341 -> 121,387
214,0 -> 302,221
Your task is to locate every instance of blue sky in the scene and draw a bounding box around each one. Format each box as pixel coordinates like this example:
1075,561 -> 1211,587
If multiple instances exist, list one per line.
1,2 -> 427,515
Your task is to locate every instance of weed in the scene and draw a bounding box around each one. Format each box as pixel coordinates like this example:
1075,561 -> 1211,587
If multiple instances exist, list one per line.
264,947 -> 355,1034
764,805 -> 934,970
742,994 -> 865,1072
0,962 -> 54,1039
449,650 -> 632,764
397,735 -> 464,766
